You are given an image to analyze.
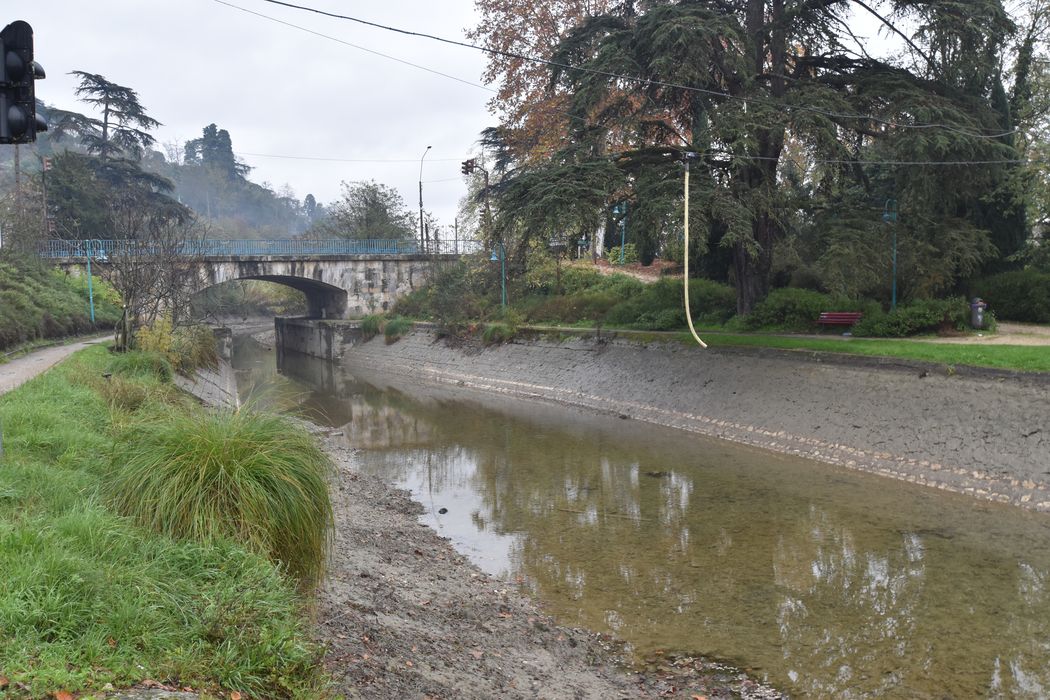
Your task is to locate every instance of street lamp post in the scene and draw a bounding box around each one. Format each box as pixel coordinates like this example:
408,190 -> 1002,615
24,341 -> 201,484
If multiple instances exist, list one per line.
418,145 -> 431,253
84,238 -> 102,325
883,199 -> 898,311
612,202 -> 627,263
490,241 -> 506,309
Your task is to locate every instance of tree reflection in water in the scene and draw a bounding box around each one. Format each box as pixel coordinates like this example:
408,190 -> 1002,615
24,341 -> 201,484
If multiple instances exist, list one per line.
248,344 -> 1050,698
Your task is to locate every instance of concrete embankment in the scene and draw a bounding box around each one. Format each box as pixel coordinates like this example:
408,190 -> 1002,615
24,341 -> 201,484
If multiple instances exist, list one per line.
339,330 -> 1050,511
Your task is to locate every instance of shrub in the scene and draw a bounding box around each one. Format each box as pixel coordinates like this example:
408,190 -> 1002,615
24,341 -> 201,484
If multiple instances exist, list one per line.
110,408 -> 334,588
170,325 -> 219,374
360,313 -> 383,339
136,316 -> 175,358
526,291 -> 622,324
607,243 -> 639,265
480,322 -> 517,345
135,319 -> 218,375
604,278 -> 736,329
383,316 -> 413,343
744,288 -> 845,331
852,298 -> 970,337
973,270 -> 1050,323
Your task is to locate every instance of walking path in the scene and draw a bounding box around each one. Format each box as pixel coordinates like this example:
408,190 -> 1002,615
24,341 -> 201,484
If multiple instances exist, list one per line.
0,337 -> 108,397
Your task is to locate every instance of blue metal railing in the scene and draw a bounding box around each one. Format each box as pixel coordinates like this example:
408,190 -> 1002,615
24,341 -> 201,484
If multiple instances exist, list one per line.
40,238 -> 483,259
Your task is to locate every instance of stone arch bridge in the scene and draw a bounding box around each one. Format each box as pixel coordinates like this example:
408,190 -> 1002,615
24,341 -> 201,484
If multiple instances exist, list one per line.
42,239 -> 478,318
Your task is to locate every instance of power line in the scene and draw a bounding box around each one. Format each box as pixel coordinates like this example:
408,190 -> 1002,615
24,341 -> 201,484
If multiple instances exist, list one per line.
237,151 -> 462,163
251,0 -> 1019,140
212,0 -> 496,93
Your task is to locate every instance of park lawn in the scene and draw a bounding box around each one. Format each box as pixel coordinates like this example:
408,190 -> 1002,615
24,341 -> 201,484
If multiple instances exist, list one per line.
525,325 -> 1050,373
0,346 -> 326,699
688,332 -> 1050,373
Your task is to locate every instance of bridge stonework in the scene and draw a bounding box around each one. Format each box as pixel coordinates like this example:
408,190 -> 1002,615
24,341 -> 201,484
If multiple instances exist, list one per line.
199,254 -> 442,318
53,252 -> 454,320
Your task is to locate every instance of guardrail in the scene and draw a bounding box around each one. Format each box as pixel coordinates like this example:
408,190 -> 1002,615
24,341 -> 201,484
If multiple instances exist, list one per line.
40,238 -> 484,259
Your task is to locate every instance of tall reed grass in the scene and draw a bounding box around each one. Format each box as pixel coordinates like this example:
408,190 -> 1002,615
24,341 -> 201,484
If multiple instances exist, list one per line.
109,408 -> 334,587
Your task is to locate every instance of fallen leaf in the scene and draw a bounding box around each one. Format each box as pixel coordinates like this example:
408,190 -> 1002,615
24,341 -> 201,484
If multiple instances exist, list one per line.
691,696 -> 708,700
0,677 -> 8,690
107,638 -> 117,648
53,691 -> 73,700
405,660 -> 414,668
470,650 -> 483,659
230,692 -> 243,700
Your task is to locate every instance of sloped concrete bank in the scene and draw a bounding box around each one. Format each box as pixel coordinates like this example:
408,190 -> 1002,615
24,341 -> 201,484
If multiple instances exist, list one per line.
339,330 -> 1050,511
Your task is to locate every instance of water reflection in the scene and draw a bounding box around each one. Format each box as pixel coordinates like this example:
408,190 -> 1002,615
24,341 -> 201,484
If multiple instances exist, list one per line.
234,339 -> 1050,697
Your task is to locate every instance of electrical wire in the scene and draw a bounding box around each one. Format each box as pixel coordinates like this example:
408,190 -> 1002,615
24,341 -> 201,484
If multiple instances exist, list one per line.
236,151 -> 462,163
212,0 -> 496,93
681,160 -> 707,349
248,0 -> 1019,140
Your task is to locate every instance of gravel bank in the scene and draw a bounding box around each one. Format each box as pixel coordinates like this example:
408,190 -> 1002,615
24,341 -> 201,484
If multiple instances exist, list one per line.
339,330 -> 1050,511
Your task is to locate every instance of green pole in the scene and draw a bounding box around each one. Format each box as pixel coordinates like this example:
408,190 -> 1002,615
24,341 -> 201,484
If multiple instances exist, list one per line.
883,200 -> 898,312
619,203 -> 627,264
86,239 -> 96,325
500,241 -> 506,309
891,227 -> 897,312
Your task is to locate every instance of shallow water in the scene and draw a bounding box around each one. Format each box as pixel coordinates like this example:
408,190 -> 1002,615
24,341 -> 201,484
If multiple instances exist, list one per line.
236,337 -> 1050,698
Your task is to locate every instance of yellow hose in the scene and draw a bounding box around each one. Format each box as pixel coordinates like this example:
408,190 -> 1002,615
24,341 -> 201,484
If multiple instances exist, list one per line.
682,162 -> 708,348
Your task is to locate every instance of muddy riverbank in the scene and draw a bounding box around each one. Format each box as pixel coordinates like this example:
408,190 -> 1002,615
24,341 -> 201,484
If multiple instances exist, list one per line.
316,434 -> 782,699
336,330 -> 1050,511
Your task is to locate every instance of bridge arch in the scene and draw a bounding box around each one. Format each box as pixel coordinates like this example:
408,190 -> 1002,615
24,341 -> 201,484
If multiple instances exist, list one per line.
200,270 -> 348,319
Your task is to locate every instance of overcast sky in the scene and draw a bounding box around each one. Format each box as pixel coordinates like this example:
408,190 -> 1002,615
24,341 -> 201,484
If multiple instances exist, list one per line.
21,0 -> 493,227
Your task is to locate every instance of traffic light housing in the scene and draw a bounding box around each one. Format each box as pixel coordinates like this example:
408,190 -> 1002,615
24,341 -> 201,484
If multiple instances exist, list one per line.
1,20 -> 46,145
461,158 -> 476,175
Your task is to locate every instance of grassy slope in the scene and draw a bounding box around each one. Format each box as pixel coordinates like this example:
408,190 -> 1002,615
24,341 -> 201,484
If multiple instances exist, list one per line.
0,257 -> 121,353
0,347 -> 325,698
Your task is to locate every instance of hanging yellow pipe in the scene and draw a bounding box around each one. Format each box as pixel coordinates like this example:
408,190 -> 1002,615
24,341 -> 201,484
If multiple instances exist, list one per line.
682,159 -> 708,348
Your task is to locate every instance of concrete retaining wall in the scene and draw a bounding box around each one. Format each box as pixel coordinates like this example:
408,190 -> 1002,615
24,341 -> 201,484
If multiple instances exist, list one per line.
274,317 -> 368,361
337,330 -> 1050,512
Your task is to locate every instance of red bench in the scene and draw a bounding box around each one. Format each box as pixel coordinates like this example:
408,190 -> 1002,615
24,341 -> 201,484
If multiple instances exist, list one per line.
818,312 -> 863,327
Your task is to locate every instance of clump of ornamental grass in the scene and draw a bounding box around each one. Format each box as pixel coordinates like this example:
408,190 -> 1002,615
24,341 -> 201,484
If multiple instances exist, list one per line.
110,407 -> 334,588
383,315 -> 413,343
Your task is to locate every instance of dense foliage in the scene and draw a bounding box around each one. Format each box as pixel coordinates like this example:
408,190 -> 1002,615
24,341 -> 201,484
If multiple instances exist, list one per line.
974,270 -> 1050,323
468,0 -> 1048,315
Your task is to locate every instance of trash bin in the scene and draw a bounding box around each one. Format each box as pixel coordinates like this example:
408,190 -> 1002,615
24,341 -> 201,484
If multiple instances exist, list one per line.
970,297 -> 988,329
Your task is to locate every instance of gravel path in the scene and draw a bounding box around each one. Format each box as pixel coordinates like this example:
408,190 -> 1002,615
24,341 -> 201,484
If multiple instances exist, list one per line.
0,337 -> 108,396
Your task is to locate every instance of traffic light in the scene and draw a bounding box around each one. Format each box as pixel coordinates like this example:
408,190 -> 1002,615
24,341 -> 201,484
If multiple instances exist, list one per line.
1,20 -> 46,145
461,158 -> 476,175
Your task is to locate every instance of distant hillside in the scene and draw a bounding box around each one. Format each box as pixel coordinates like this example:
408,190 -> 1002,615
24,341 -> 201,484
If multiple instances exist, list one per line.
0,106 -> 319,240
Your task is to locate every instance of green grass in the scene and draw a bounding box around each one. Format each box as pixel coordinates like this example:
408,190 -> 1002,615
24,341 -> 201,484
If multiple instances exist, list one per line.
0,347 -> 329,698
383,316 -> 413,343
111,408 -> 334,588
590,328 -> 1048,373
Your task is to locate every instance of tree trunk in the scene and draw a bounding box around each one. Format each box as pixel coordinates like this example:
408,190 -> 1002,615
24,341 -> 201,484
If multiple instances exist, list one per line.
733,216 -> 776,315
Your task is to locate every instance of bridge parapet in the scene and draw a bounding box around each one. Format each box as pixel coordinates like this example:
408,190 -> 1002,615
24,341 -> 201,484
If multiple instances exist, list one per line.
40,238 -> 482,260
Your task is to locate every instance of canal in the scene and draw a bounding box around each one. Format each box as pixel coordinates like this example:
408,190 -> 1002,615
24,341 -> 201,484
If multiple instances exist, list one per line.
235,335 -> 1050,698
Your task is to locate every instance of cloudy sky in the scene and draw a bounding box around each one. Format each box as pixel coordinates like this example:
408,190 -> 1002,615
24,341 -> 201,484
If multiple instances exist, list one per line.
21,0 -> 493,226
